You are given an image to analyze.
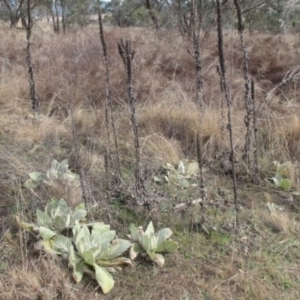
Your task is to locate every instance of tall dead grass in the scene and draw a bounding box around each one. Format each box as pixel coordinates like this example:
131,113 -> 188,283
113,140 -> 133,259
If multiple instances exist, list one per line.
1,24 -> 300,300
1,27 -> 300,171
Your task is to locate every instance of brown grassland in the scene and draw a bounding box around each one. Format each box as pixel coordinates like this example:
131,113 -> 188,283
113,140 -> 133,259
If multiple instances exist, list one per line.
1,23 -> 300,299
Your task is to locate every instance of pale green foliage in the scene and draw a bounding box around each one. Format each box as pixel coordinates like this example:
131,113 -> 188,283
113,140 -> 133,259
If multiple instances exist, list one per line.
17,198 -> 87,255
267,202 -> 283,213
17,202 -> 132,294
18,197 -> 87,234
70,223 -> 132,294
128,221 -> 178,267
17,198 -> 177,293
24,159 -> 79,189
272,161 -> 292,191
153,160 -> 199,188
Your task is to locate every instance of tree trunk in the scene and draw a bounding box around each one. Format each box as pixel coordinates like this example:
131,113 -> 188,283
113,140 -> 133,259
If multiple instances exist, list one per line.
47,6 -> 57,32
145,0 -> 159,30
10,14 -> 18,28
54,0 -> 60,33
61,0 -> 67,34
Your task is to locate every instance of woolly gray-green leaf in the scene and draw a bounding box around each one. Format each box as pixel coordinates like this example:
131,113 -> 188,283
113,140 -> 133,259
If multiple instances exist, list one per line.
74,203 -> 85,211
74,225 -> 90,255
82,250 -> 96,266
177,177 -> 190,188
99,239 -> 132,260
147,251 -> 165,267
92,222 -> 111,234
60,159 -> 69,173
91,230 -> 116,249
157,228 -> 172,246
184,160 -> 199,175
129,224 -> 139,241
53,234 -> 73,254
46,198 -> 60,216
163,163 -> 175,171
28,172 -> 46,181
148,233 -> 158,252
53,215 -> 68,231
141,234 -> 151,251
156,240 -> 179,253
69,246 -> 84,283
153,176 -> 163,183
36,210 -> 52,228
145,221 -> 155,235
24,179 -> 39,189
130,243 -> 142,260
70,209 -> 87,225
94,264 -> 115,294
34,239 -> 57,254
39,226 -> 56,240
177,160 -> 185,175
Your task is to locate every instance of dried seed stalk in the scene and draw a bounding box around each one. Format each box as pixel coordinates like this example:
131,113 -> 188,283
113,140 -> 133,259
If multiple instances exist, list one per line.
233,0 -> 252,168
251,78 -> 258,174
98,7 -> 121,187
197,134 -> 205,201
26,0 -> 39,112
118,39 -> 144,205
70,103 -> 90,208
216,0 -> 238,231
191,0 -> 204,109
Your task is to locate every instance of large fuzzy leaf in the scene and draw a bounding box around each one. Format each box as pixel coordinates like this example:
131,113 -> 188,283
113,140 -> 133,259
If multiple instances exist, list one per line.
74,203 -> 85,211
24,179 -> 40,189
39,226 -> 56,240
129,224 -> 139,241
69,247 -> 84,283
57,199 -> 71,216
157,228 -> 172,246
272,173 -> 283,186
60,159 -> 69,173
28,172 -> 46,181
75,225 -> 90,255
82,250 -> 96,266
72,223 -> 81,242
53,234 -> 73,254
177,161 -> 185,175
70,209 -> 87,225
36,209 -> 52,228
91,230 -> 115,250
99,239 -> 132,260
72,260 -> 85,283
145,221 -> 155,235
156,240 -> 179,253
141,234 -> 151,251
147,251 -> 165,267
63,172 -> 79,181
130,243 -> 142,261
162,163 -> 175,171
53,215 -> 68,231
34,239 -> 56,254
148,233 -> 158,252
94,264 -> 115,294
92,222 -> 111,234
177,177 -> 190,188
46,198 -> 60,216
184,161 -> 199,175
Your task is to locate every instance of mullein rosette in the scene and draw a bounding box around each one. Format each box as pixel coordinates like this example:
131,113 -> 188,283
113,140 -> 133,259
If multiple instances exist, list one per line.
128,221 -> 179,267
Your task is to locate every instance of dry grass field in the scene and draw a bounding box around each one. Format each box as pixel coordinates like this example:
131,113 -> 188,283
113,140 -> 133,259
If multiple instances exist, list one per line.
0,24 -> 300,299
